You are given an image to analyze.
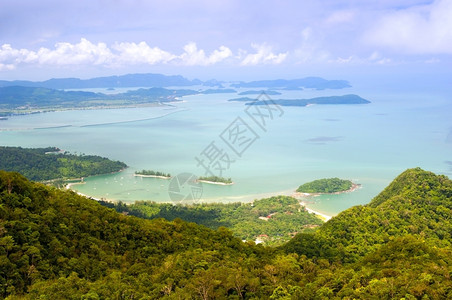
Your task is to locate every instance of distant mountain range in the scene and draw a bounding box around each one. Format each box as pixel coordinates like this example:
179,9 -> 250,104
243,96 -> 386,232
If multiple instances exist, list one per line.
0,73 -> 202,89
0,73 -> 351,90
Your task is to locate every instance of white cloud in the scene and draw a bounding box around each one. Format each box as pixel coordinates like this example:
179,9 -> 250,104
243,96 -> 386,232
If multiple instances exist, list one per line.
365,0 -> 452,54
113,42 -> 175,65
325,10 -> 356,25
240,44 -> 287,65
0,44 -> 36,65
178,42 -> 232,65
0,63 -> 15,71
0,39 -> 251,69
293,27 -> 331,64
0,39 -> 115,67
331,52 -> 392,65
37,38 -> 114,65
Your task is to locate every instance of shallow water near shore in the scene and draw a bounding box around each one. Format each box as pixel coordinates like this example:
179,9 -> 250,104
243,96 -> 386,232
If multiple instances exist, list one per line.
1,84 -> 451,216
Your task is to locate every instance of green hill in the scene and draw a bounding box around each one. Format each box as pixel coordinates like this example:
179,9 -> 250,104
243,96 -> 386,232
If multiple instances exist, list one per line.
0,168 -> 451,299
0,146 -> 127,181
101,195 -> 325,246
284,168 -> 452,262
0,171 -> 268,299
296,177 -> 353,193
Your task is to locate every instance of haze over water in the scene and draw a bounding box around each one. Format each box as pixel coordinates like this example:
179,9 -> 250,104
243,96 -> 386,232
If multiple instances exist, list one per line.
1,79 -> 451,216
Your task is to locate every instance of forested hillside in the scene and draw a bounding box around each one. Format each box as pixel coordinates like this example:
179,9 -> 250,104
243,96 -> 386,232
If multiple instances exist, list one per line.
0,168 -> 451,299
0,146 -> 127,181
284,168 -> 452,262
100,196 -> 324,246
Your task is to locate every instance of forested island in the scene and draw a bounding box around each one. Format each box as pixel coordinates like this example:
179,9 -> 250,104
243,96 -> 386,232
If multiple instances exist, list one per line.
296,177 -> 356,193
229,94 -> 370,106
134,169 -> 171,178
0,168 -> 450,298
197,175 -> 233,185
0,74 -> 363,117
0,146 -> 127,181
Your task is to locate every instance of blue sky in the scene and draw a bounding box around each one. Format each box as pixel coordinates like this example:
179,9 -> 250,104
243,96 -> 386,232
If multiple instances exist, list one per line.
1,0 -> 451,81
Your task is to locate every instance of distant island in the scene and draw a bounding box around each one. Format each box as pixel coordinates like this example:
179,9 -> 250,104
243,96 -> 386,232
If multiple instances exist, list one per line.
197,175 -> 233,185
229,94 -> 370,106
0,74 -> 360,116
238,90 -> 282,95
0,86 -> 243,116
296,178 -> 357,194
134,170 -> 171,179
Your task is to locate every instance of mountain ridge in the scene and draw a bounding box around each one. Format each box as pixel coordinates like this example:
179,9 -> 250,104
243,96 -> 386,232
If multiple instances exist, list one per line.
1,167 -> 450,298
0,73 -> 202,89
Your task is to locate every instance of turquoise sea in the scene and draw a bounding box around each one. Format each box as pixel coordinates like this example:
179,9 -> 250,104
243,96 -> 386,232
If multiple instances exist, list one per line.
1,81 -> 451,217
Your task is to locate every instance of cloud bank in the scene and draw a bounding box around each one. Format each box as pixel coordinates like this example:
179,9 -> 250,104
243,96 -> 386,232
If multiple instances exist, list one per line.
365,0 -> 452,54
0,39 -> 287,70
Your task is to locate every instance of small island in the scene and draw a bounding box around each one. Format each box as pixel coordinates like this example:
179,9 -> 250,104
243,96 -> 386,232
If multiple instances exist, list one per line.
296,177 -> 358,194
134,170 -> 171,179
197,175 -> 233,185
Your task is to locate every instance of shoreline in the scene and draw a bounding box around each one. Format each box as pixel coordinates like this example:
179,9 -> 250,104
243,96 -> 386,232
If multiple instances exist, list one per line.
292,183 -> 361,198
291,183 -> 362,222
134,174 -> 171,179
0,101 -> 178,117
65,182 -> 115,203
63,168 -> 128,203
197,180 -> 234,186
63,176 -> 359,219
299,202 -> 332,221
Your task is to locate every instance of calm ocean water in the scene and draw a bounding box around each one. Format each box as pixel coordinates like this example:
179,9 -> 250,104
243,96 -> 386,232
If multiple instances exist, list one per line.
1,83 -> 451,216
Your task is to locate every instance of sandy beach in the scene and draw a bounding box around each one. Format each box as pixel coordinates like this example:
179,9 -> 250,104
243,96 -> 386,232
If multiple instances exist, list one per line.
134,174 -> 171,179
197,180 -> 234,186
299,202 -> 332,221
65,182 -> 113,202
291,183 -> 362,221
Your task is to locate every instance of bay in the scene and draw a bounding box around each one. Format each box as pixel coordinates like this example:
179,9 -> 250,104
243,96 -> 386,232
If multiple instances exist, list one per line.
1,85 -> 451,216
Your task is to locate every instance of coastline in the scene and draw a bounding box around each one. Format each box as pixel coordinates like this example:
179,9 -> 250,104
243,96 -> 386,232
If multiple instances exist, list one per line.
293,183 -> 361,198
63,168 -> 128,203
0,101 -> 176,117
0,102 -> 187,132
65,182 -> 115,203
134,174 -> 171,179
299,202 -> 332,221
197,180 -> 234,186
291,183 -> 362,222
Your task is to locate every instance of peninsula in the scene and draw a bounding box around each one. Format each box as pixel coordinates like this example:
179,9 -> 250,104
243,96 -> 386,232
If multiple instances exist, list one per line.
0,146 -> 127,182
